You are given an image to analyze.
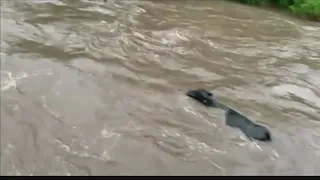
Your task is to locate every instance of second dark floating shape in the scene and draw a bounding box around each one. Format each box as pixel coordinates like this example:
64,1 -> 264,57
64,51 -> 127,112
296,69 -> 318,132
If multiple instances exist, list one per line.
186,88 -> 271,142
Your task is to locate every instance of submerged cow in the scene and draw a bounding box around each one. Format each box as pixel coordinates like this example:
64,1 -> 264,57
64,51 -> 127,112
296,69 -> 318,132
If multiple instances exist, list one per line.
186,88 -> 271,142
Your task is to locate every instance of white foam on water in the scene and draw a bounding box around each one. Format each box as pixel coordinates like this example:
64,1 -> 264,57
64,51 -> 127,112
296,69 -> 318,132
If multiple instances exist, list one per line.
1,72 -> 17,91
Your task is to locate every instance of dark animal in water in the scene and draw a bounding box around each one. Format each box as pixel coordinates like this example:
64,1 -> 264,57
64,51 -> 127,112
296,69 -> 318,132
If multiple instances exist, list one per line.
186,88 -> 228,109
225,109 -> 271,141
186,88 -> 271,142
187,88 -> 216,107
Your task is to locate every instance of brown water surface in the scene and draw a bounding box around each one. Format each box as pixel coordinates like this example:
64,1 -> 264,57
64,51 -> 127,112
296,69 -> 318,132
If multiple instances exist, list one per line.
1,0 -> 320,175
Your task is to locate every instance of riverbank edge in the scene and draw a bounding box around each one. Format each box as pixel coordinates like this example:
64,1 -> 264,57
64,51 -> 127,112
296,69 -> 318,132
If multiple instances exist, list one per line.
230,0 -> 320,22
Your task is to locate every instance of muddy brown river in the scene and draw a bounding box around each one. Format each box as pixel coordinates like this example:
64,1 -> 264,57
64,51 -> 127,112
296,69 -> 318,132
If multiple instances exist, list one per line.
1,0 -> 320,176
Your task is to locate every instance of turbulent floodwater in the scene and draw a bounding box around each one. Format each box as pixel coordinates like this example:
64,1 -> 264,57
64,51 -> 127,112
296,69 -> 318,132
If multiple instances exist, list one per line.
1,0 -> 320,176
